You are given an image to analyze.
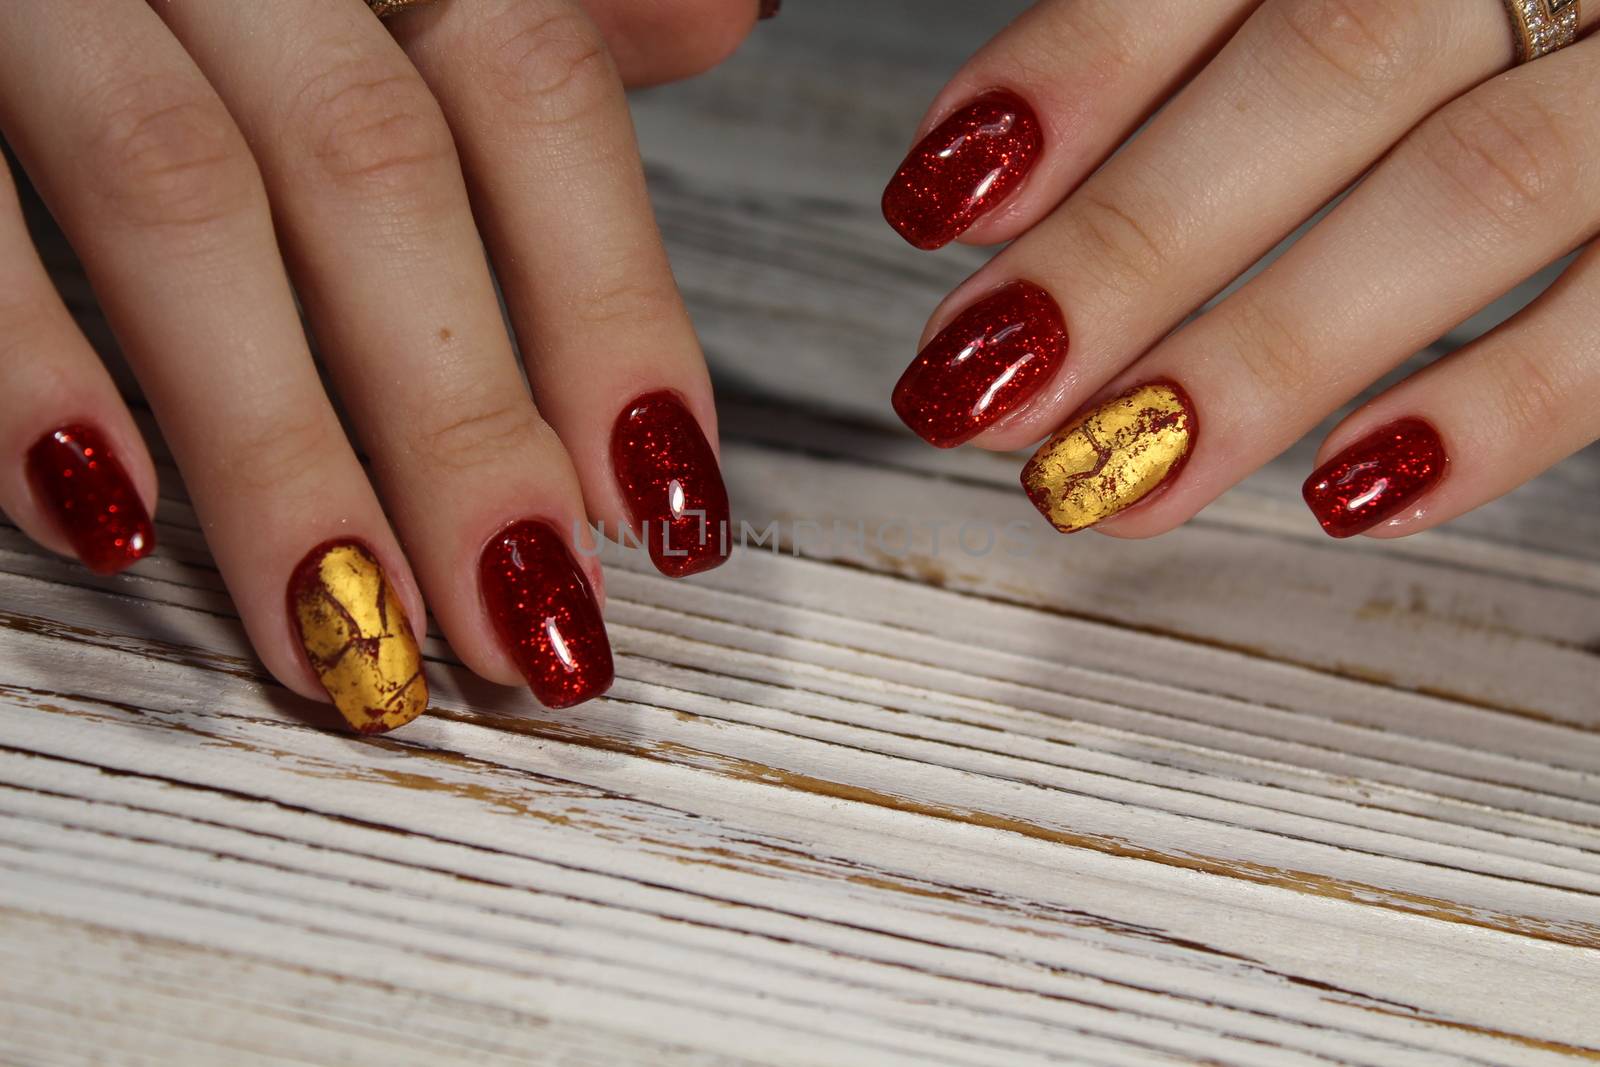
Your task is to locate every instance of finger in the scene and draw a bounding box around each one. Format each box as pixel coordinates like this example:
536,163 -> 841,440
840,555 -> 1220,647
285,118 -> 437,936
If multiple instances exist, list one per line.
1304,240 -> 1600,539
395,0 -> 732,579
0,156 -> 156,574
0,1 -> 428,732
880,0 -> 1263,251
579,0 -> 763,87
1024,35 -> 1600,537
151,0 -> 611,709
894,0 -> 1568,450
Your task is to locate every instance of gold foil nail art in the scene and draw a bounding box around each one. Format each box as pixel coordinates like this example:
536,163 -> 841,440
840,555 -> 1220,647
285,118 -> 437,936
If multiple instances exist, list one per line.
1021,381 -> 1195,533
288,540 -> 427,734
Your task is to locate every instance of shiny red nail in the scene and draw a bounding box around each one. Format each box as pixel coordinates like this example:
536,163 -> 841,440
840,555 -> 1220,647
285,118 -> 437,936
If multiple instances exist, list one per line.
882,90 -> 1043,251
479,520 -> 613,708
758,0 -> 780,18
611,392 -> 731,578
25,423 -> 154,575
1302,418 -> 1447,538
894,281 -> 1067,448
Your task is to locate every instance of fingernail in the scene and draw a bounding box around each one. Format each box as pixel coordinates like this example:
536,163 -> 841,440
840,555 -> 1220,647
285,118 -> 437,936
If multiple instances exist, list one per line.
1302,418 -> 1447,538
611,391 -> 731,578
1022,381 -> 1196,533
287,540 -> 428,735
759,0 -> 780,18
25,423 -> 155,575
882,89 -> 1043,251
479,520 -> 613,708
894,281 -> 1067,448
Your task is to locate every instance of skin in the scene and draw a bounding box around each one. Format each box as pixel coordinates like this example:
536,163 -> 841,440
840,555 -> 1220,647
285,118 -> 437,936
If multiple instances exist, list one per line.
0,0 -> 756,707
904,0 -> 1600,540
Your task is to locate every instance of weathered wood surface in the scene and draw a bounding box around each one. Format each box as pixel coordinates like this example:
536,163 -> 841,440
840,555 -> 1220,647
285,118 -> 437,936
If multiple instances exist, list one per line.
4,2 -> 1599,1063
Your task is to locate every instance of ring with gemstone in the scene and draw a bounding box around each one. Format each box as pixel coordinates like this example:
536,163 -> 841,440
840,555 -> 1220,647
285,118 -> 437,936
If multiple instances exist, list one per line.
1502,0 -> 1580,64
366,0 -> 442,18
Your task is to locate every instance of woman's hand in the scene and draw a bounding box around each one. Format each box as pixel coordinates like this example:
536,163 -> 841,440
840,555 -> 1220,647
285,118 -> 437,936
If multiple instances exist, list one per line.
0,0 -> 762,732
883,0 -> 1600,541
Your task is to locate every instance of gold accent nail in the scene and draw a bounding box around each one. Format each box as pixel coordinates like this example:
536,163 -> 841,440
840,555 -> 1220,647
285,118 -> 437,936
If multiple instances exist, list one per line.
1021,381 -> 1195,533
288,540 -> 427,734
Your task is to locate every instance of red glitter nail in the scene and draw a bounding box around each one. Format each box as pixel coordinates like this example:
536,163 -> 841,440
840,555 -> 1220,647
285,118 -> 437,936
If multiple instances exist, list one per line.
611,392 -> 731,577
882,90 -> 1043,251
479,519 -> 613,708
1302,418 -> 1447,538
25,423 -> 154,575
893,281 -> 1067,448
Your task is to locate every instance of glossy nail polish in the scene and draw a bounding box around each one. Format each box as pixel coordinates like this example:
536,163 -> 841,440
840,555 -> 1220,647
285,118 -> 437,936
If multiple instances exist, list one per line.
480,520 -> 613,708
759,0 -> 780,18
894,281 -> 1067,448
287,540 -> 428,735
611,392 -> 731,577
1022,381 -> 1196,533
882,90 -> 1043,251
1302,418 -> 1446,538
25,423 -> 154,575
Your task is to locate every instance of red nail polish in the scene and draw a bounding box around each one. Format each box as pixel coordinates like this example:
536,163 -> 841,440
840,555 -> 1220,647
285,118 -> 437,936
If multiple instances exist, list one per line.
479,520 -> 613,708
1302,418 -> 1447,538
882,90 -> 1043,251
894,281 -> 1067,448
25,423 -> 154,575
611,392 -> 731,577
758,0 -> 780,18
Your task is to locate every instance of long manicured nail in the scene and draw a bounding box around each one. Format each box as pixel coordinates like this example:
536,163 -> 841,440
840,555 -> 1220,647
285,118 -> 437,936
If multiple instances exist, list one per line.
287,540 -> 428,735
1022,382 -> 1196,533
1302,418 -> 1447,538
758,0 -> 780,18
480,520 -> 613,708
25,423 -> 154,575
894,281 -> 1067,448
611,392 -> 731,578
882,90 -> 1043,251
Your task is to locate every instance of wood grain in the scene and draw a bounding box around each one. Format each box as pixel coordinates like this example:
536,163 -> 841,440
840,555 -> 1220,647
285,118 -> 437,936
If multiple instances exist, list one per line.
4,1 -> 1600,1063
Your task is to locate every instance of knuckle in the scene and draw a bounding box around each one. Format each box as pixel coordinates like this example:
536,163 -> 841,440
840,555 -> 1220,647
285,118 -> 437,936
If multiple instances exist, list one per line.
572,274 -> 683,330
1273,0 -> 1424,105
290,50 -> 457,193
413,397 -> 545,472
0,294 -> 56,372
1222,292 -> 1316,396
469,2 -> 616,126
1415,91 -> 1577,230
226,411 -> 343,496
1069,191 -> 1175,297
1491,346 -> 1569,439
81,76 -> 260,229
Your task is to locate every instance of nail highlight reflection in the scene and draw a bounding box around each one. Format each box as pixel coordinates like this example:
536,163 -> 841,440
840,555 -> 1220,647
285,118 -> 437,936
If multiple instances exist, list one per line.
1302,418 -> 1446,538
1021,382 -> 1195,533
25,423 -> 154,575
611,392 -> 731,577
882,90 -> 1043,250
894,281 -> 1067,447
479,519 -> 613,708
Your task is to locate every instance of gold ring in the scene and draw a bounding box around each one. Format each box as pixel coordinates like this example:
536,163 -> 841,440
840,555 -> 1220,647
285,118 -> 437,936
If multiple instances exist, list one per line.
1502,0 -> 1580,63
367,0 -> 441,18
